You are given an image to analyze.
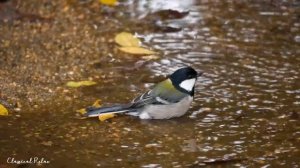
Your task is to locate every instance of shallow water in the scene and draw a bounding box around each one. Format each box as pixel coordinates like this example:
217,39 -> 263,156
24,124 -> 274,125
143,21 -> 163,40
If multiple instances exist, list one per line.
0,0 -> 300,167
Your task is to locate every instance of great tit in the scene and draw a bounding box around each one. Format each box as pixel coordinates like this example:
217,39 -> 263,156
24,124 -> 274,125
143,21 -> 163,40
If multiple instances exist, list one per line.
84,66 -> 201,119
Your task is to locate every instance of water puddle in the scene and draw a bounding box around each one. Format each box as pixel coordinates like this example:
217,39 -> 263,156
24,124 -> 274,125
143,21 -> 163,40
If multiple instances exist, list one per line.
0,0 -> 299,167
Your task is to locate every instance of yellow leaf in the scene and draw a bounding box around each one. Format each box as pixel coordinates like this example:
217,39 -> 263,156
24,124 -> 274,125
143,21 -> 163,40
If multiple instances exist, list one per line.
92,99 -> 102,108
0,104 -> 8,116
99,0 -> 117,6
66,81 -> 97,87
119,47 -> 157,55
115,32 -> 140,47
99,113 -> 115,121
76,108 -> 87,115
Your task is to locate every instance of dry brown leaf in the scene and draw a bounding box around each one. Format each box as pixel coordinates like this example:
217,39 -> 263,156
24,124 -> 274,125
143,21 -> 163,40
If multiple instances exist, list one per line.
115,32 -> 140,47
119,47 -> 156,55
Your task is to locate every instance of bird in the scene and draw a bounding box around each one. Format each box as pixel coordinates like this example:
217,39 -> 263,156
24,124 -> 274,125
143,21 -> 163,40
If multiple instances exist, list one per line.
84,66 -> 202,119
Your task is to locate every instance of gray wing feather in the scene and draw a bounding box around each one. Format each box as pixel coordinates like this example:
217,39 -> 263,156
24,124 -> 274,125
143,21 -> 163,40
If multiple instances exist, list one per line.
131,90 -> 157,108
130,86 -> 187,108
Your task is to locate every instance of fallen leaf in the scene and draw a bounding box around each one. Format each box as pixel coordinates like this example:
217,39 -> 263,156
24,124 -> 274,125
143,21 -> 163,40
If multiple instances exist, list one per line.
119,47 -> 156,55
0,104 -> 8,116
76,108 -> 87,115
115,32 -> 158,55
99,113 -> 115,121
66,81 -> 97,88
99,0 -> 117,6
92,99 -> 102,108
115,32 -> 140,47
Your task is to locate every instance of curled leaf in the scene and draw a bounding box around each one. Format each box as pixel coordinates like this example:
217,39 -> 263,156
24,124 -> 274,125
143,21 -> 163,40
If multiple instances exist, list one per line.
66,81 -> 97,88
115,32 -> 140,47
0,104 -> 8,116
99,0 -> 117,6
119,47 -> 156,55
99,113 -> 115,121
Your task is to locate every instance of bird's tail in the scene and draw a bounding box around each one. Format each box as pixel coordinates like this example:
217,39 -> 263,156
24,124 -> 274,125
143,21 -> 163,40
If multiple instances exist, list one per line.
83,104 -> 134,117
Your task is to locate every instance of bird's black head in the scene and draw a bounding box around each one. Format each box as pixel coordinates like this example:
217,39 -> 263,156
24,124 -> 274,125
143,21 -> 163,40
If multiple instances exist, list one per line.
169,66 -> 200,95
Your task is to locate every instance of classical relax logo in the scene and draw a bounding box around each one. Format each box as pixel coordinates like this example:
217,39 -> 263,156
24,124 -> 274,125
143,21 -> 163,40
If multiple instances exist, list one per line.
7,157 -> 50,165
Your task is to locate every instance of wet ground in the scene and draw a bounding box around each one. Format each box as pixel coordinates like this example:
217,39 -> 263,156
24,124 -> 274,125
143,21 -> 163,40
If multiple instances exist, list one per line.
0,0 -> 300,167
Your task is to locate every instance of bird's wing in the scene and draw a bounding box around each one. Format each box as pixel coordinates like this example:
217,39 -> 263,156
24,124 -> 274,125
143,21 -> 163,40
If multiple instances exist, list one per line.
130,79 -> 187,108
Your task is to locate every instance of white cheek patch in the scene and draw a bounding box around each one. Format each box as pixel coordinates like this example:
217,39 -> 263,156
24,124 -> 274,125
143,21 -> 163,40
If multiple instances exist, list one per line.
179,78 -> 196,91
